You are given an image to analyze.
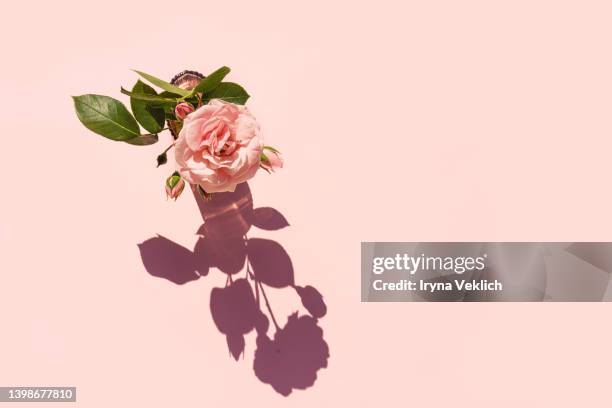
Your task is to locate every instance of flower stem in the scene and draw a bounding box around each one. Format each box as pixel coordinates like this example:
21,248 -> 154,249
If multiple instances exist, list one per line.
257,279 -> 280,331
246,255 -> 260,306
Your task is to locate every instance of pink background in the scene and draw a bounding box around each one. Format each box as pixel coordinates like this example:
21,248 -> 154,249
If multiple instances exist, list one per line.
2,0 -> 612,406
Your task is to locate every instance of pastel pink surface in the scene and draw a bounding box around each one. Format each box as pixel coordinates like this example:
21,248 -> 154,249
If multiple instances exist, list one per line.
2,0 -> 612,406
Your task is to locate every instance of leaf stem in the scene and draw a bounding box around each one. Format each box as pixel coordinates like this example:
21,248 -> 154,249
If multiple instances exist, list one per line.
141,128 -> 169,138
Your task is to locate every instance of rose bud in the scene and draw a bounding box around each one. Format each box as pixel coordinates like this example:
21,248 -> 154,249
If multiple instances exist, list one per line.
260,147 -> 283,172
174,102 -> 195,121
165,172 -> 185,200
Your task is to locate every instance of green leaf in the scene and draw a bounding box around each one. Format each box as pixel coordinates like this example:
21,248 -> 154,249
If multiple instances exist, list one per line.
158,91 -> 182,99
124,134 -> 159,146
205,82 -> 250,105
121,87 -> 178,104
130,80 -> 165,134
72,94 -> 140,141
188,66 -> 230,97
132,70 -> 191,97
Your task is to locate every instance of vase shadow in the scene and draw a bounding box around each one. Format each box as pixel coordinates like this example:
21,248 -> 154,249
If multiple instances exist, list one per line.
138,182 -> 329,396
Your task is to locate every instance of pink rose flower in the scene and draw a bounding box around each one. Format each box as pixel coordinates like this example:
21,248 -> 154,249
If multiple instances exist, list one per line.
175,99 -> 263,193
174,102 -> 195,120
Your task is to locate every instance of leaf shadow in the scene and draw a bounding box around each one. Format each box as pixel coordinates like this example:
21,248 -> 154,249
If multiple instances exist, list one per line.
137,182 -> 329,395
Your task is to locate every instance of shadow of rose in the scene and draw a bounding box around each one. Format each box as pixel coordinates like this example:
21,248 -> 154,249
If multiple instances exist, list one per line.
137,182 -> 329,396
